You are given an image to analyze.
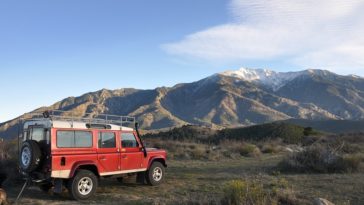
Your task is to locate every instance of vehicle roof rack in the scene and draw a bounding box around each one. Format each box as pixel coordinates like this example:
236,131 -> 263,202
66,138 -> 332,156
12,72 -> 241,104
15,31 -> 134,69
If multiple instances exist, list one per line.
22,110 -> 136,128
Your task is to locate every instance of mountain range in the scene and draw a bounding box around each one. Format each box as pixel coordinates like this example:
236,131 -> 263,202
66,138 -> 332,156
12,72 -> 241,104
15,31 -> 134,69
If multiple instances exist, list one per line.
1,68 -> 364,139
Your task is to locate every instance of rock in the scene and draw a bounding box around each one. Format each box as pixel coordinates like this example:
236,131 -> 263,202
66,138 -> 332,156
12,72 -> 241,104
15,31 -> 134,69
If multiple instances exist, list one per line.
313,198 -> 335,205
285,147 -> 294,153
285,145 -> 304,153
0,188 -> 7,205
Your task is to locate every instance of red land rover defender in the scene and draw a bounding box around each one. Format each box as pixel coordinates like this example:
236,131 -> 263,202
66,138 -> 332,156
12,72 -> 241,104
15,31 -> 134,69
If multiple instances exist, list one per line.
19,110 -> 167,200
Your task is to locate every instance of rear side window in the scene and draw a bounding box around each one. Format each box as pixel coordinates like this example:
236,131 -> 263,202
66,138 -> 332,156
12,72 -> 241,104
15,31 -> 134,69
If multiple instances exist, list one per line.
57,131 -> 92,148
121,133 -> 138,148
75,131 -> 93,147
98,132 -> 116,148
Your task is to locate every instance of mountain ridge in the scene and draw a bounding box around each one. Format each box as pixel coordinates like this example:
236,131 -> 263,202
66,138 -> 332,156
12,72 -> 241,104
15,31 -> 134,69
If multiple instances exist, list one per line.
220,68 -> 363,91
1,68 -> 363,139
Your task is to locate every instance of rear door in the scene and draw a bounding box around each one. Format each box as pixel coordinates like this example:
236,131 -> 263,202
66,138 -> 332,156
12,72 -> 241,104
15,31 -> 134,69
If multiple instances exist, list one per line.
97,131 -> 120,174
120,132 -> 143,171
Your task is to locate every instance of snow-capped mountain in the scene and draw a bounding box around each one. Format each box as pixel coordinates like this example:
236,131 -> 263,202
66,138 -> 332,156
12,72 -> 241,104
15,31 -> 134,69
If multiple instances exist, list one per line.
220,68 -> 306,91
1,67 -> 364,139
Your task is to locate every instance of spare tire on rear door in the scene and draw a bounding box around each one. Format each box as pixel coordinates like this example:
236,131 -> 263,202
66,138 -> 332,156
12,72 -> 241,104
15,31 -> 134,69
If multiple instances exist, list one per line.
19,140 -> 42,173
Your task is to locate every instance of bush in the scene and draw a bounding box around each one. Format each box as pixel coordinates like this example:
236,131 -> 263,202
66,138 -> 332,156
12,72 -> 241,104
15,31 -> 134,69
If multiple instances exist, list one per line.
278,143 -> 362,173
218,141 -> 262,158
149,139 -> 264,161
338,155 -> 362,172
190,148 -> 206,160
0,139 -> 20,186
221,178 -> 300,205
217,122 -> 309,144
221,180 -> 269,205
0,139 -> 18,160
145,139 -> 213,160
260,142 -> 282,154
238,144 -> 261,158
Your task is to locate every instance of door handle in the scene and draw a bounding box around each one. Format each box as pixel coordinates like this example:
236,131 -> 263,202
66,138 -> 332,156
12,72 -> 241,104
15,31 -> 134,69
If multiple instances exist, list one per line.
100,156 -> 107,161
121,155 -> 127,159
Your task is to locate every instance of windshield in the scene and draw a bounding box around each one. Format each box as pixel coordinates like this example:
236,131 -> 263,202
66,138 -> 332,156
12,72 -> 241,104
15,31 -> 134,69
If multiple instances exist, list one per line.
32,127 -> 44,141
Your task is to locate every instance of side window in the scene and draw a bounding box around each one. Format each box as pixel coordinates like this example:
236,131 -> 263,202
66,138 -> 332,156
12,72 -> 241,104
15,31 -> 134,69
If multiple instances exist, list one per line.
98,132 -> 116,148
57,131 -> 92,148
75,131 -> 93,147
57,131 -> 74,147
121,133 -> 139,148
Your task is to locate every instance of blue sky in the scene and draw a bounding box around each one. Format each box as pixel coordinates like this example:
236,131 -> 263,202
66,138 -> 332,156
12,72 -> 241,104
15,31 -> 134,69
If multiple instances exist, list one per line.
1,0 -> 364,122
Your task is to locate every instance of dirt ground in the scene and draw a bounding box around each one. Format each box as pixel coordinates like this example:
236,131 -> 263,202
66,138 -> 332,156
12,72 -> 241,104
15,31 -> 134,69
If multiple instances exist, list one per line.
4,155 -> 364,205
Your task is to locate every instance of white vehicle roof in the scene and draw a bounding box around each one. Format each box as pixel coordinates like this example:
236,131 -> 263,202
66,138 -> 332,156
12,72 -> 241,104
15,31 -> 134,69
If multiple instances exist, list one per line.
24,119 -> 134,131
22,110 -> 136,132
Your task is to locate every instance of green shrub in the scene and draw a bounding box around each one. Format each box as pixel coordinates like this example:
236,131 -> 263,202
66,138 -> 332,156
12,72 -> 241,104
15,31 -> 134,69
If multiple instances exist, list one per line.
238,144 -> 261,158
341,143 -> 362,154
190,148 -> 206,160
261,143 -> 281,154
303,127 -> 314,136
337,155 -> 362,172
278,143 -> 362,173
221,180 -> 270,205
221,178 -> 300,205
217,122 -> 309,144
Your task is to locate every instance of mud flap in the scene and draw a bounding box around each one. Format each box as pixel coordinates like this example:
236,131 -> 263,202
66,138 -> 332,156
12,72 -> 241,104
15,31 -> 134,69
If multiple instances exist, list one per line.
136,172 -> 146,184
54,179 -> 63,194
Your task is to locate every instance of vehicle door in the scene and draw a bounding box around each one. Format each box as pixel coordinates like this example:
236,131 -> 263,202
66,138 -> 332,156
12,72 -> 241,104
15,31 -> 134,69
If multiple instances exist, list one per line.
120,132 -> 143,171
97,131 -> 120,174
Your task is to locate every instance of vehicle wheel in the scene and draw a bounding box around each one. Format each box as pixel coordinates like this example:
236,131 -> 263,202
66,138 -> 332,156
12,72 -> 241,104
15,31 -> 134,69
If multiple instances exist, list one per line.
116,177 -> 123,183
67,170 -> 98,200
146,161 -> 165,186
39,183 -> 53,193
19,140 -> 42,173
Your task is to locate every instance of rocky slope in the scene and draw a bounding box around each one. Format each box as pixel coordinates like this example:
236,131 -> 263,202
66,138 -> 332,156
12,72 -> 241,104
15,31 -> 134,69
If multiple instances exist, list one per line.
1,68 -> 363,139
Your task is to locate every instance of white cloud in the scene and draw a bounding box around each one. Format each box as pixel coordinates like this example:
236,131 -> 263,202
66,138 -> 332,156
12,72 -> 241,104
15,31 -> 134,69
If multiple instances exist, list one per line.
162,0 -> 364,75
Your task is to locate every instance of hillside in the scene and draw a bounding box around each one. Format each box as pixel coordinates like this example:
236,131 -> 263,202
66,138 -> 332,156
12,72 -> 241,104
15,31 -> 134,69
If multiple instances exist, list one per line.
283,119 -> 364,134
1,68 -> 364,139
143,122 -> 320,144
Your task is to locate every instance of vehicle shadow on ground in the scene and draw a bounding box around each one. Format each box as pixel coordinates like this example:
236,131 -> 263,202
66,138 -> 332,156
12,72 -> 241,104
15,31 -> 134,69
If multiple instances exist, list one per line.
6,177 -> 147,204
7,186 -> 72,203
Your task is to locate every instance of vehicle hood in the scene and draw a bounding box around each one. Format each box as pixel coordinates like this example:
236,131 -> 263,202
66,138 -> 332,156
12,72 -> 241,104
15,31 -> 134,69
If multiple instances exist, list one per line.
146,148 -> 163,151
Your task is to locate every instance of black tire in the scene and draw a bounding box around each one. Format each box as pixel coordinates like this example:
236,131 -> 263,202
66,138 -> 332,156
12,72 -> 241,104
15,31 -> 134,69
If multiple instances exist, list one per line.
116,177 -> 123,183
19,140 -> 42,173
67,170 -> 98,200
39,183 -> 53,193
146,161 -> 165,186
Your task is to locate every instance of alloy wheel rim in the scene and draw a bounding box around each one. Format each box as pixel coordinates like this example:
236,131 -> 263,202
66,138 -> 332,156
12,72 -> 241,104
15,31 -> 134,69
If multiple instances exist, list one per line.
21,147 -> 31,168
152,167 -> 163,181
78,177 -> 93,195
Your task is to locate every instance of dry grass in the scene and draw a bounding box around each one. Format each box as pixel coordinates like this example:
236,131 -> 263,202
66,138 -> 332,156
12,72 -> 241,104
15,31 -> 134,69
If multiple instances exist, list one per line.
146,139 -> 264,161
2,133 -> 364,204
2,155 -> 363,205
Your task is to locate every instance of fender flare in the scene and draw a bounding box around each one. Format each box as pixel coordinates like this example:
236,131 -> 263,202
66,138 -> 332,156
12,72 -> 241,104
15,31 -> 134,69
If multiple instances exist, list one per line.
69,161 -> 100,178
147,156 -> 167,169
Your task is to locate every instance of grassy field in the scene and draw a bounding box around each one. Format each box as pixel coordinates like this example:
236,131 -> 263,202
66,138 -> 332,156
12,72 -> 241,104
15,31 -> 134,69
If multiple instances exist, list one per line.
2,126 -> 363,205
5,154 -> 364,205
